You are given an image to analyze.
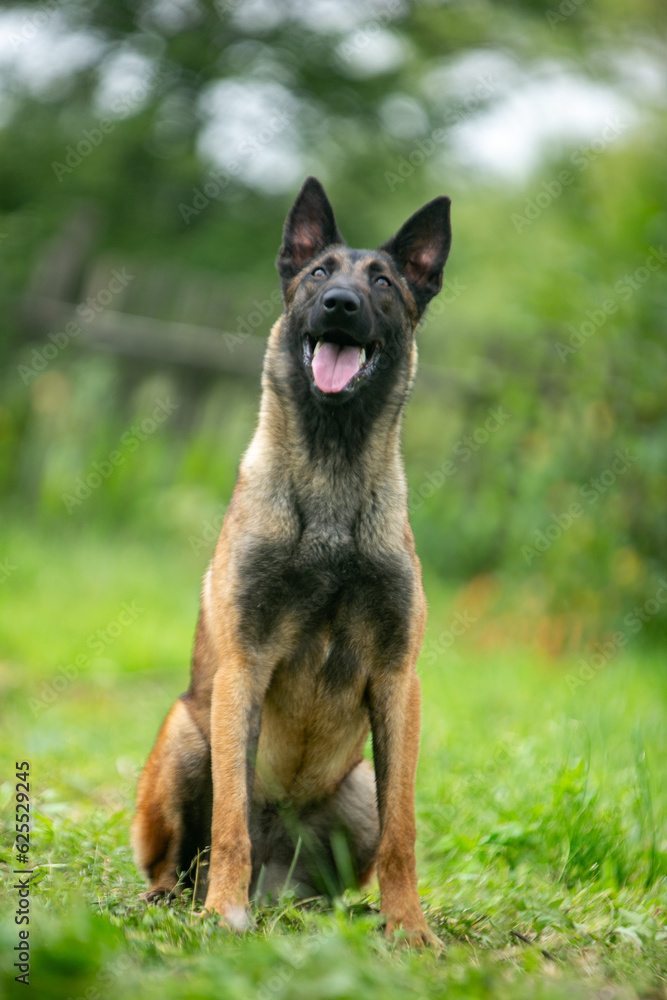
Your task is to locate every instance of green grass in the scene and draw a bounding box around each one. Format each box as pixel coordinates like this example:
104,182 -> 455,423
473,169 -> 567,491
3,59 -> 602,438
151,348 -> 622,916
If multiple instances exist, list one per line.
1,520 -> 666,999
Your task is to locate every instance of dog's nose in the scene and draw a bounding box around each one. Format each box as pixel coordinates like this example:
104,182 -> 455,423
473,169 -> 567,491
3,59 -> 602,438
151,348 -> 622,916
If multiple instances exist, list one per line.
322,287 -> 361,316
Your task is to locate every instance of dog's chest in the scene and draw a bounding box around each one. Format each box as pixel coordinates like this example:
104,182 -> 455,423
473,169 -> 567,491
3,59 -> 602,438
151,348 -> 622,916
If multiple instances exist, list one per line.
237,522 -> 414,674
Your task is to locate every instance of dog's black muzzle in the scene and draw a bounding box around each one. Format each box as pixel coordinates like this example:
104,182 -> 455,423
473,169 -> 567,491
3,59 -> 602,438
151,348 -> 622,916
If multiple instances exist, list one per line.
308,283 -> 371,345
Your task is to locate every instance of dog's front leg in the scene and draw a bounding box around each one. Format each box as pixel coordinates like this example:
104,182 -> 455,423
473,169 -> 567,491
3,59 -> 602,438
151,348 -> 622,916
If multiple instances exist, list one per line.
204,659 -> 265,929
369,668 -> 441,948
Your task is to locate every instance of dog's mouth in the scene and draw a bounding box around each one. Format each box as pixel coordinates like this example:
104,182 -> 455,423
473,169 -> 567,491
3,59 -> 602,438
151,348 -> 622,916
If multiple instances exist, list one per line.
303,332 -> 381,395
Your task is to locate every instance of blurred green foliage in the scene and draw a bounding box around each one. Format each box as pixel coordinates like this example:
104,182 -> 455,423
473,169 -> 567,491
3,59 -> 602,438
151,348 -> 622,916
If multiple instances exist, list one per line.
1,7 -> 666,997
0,0 -> 666,655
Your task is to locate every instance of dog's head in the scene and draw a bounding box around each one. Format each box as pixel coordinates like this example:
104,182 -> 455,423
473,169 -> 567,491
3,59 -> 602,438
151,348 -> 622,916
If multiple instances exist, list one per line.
270,176 -> 451,433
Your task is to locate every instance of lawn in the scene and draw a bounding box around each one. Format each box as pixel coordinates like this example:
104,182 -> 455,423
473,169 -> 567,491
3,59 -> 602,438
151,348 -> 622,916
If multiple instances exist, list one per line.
1,519 -> 665,999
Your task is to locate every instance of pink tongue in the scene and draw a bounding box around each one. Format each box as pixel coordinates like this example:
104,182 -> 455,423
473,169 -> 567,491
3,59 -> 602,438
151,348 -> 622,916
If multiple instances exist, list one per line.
312,342 -> 361,393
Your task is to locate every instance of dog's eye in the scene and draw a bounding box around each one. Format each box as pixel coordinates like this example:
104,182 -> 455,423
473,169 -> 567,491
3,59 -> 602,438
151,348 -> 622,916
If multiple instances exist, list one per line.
376,276 -> 391,287
312,267 -> 327,278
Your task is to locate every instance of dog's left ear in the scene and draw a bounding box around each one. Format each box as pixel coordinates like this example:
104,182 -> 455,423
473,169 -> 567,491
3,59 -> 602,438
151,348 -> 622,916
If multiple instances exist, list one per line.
380,196 -> 451,316
277,176 -> 345,286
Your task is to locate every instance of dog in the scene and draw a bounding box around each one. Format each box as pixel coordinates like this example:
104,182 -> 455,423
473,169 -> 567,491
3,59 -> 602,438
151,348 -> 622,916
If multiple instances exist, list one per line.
132,176 -> 451,947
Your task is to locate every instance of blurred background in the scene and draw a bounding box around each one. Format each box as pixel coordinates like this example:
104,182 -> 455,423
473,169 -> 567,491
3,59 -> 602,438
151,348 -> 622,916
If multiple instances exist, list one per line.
1,4 -> 666,995
1,0 -> 666,657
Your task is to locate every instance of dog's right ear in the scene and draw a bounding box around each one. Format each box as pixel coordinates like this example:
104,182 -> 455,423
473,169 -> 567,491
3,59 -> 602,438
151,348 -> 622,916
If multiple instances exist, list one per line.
277,176 -> 345,286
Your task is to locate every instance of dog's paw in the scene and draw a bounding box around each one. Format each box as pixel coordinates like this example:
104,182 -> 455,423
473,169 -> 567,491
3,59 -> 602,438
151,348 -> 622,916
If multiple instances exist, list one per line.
200,899 -> 253,933
140,886 -> 175,904
384,911 -> 443,951
222,904 -> 253,933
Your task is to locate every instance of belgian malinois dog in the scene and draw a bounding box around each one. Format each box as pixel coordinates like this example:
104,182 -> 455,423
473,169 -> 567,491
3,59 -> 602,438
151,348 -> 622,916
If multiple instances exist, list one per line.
132,177 -> 451,947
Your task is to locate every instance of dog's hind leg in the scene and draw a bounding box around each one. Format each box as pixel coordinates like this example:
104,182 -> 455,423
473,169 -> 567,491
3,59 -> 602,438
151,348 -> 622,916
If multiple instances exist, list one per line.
251,759 -> 380,901
132,697 -> 212,901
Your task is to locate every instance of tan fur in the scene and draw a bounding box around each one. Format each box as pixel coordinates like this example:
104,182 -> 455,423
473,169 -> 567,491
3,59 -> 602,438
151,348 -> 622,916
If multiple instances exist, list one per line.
133,250 -> 439,947
132,699 -> 208,896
